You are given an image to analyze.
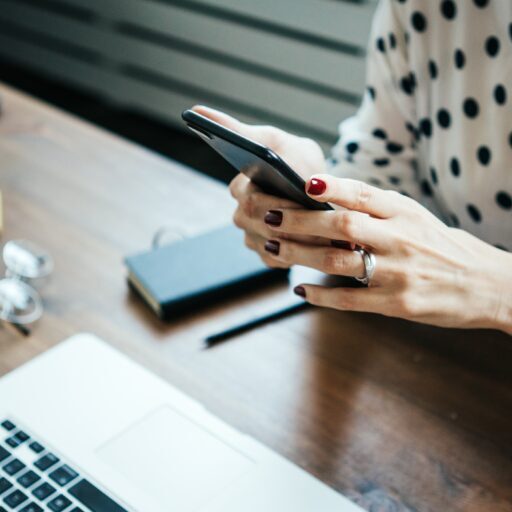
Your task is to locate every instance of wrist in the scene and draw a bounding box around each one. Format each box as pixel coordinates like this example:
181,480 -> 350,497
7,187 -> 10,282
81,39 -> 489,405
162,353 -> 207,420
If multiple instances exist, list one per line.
485,249 -> 512,335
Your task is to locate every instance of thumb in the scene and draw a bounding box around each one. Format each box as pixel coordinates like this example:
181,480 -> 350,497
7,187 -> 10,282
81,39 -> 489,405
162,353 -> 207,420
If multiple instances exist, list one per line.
191,105 -> 278,148
192,105 -> 245,133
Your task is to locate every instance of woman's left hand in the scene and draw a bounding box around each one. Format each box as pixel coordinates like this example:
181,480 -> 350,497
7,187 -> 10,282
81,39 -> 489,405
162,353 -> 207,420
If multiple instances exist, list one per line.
262,174 -> 512,334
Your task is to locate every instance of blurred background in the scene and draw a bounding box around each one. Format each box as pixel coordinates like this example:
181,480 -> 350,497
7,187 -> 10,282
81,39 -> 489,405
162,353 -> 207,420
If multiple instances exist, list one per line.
0,0 -> 376,182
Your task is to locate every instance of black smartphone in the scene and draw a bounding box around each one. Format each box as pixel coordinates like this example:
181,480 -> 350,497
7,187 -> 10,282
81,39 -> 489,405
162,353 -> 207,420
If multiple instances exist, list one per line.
181,109 -> 332,211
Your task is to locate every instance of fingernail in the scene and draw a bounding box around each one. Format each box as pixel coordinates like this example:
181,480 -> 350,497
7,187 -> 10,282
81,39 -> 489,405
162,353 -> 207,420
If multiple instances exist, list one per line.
307,178 -> 327,195
264,240 -> 280,255
264,210 -> 283,227
293,285 -> 306,298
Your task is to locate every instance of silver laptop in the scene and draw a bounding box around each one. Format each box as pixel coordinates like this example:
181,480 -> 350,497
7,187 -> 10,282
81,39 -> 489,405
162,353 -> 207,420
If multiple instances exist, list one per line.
0,334 -> 362,512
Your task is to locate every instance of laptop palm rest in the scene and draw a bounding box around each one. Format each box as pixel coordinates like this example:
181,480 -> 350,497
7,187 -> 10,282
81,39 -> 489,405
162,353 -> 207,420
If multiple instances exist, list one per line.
96,406 -> 254,511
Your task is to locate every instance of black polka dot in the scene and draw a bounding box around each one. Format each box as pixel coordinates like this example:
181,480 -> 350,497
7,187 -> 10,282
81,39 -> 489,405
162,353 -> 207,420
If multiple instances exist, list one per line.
372,128 -> 387,139
485,36 -> 500,57
477,146 -> 491,165
428,60 -> 438,79
430,167 -> 438,184
419,118 -> 432,138
397,0 -> 407,3
405,122 -> 420,142
400,75 -> 414,95
411,12 -> 427,32
454,49 -> 465,69
386,141 -> 404,154
509,23 -> 512,42
450,157 -> 460,177
400,190 -> 410,197
367,86 -> 376,100
449,213 -> 460,227
494,84 -> 507,105
509,131 -> 512,148
421,179 -> 433,196
368,177 -> 382,187
346,142 -> 359,154
376,37 -> 386,52
437,109 -> 451,128
473,0 -> 489,7
345,155 -> 354,164
496,191 -> 512,210
463,98 -> 479,118
373,158 -> 390,167
389,33 -> 397,49
388,176 -> 401,185
409,72 -> 417,90
441,0 -> 457,20
466,204 -> 482,223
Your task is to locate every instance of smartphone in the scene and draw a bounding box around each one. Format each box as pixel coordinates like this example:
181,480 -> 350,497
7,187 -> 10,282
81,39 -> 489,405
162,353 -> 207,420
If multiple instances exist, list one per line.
181,109 -> 332,211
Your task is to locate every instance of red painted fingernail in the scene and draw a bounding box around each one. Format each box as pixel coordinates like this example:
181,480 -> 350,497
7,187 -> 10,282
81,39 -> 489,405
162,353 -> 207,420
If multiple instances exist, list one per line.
293,285 -> 306,298
264,210 -> 283,227
307,178 -> 327,195
264,240 -> 280,255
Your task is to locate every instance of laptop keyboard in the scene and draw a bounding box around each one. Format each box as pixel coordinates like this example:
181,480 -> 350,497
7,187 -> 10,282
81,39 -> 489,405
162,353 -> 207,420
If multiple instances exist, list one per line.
0,419 -> 128,511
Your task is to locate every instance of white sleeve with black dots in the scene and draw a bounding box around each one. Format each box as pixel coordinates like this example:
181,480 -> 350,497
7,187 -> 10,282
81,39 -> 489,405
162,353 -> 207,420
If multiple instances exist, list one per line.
327,0 -> 512,250
328,0 -> 426,203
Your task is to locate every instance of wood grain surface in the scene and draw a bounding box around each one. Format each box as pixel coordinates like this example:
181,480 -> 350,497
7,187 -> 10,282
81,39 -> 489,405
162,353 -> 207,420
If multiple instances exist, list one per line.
0,82 -> 511,512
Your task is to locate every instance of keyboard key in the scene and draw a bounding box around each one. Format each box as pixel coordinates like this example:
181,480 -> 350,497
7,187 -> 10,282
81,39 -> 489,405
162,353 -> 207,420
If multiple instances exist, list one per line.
0,421 -> 14,432
20,503 -> 43,512
28,442 -> 44,454
0,506 -> 7,512
3,458 -> 25,475
0,478 -> 12,495
14,431 -> 29,443
34,453 -> 59,471
49,465 -> 78,487
32,482 -> 56,501
69,479 -> 128,512
70,508 -> 84,512
47,495 -> 72,511
5,437 -> 20,448
0,447 -> 9,463
3,489 -> 28,507
17,470 -> 41,488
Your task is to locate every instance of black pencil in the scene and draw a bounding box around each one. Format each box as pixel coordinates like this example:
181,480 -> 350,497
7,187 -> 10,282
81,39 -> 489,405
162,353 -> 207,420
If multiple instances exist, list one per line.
205,301 -> 310,347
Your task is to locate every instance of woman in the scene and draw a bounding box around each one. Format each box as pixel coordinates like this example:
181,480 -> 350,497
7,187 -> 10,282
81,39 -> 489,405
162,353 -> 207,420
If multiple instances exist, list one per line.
194,0 -> 512,334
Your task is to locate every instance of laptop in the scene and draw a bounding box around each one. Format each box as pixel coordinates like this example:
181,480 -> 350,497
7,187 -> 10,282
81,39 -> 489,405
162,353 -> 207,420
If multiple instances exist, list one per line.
0,334 -> 363,512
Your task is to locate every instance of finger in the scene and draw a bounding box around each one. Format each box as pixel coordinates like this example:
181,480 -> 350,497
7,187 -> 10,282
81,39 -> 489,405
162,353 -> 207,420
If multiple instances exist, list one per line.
244,233 -> 290,269
192,105 -> 277,147
264,208 -> 388,249
305,174 -> 406,218
264,240 -> 366,278
295,284 -> 386,313
235,207 -> 332,246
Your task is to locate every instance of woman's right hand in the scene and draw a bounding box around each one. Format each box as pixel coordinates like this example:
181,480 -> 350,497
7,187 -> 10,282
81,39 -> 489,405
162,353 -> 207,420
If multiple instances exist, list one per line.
192,106 -> 328,268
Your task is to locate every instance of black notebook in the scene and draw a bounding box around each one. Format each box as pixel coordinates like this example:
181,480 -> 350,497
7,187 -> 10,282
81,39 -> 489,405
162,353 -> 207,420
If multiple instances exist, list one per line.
125,225 -> 288,319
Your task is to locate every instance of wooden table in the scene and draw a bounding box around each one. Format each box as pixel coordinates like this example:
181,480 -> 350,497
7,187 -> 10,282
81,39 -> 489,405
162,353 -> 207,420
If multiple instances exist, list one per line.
0,83 -> 511,512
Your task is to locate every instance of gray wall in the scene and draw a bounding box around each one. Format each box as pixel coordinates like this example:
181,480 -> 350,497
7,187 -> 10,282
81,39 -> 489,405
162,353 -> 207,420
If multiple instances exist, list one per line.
0,0 -> 376,147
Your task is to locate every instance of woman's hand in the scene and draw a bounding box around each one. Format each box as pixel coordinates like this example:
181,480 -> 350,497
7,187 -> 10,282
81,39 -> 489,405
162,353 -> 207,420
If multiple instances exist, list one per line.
262,174 -> 512,334
192,106 -> 328,268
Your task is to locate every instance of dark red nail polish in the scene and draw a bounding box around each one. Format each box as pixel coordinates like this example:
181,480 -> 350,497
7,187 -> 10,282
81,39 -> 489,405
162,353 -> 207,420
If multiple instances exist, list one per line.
264,210 -> 283,227
294,285 -> 306,298
264,240 -> 280,255
307,178 -> 326,195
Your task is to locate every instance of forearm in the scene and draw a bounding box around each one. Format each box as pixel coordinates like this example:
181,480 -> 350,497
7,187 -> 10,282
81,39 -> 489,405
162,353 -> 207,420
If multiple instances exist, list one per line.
476,247 -> 512,335
492,251 -> 512,335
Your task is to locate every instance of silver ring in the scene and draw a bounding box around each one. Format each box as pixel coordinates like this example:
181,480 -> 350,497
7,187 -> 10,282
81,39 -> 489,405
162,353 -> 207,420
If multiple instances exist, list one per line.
355,249 -> 376,286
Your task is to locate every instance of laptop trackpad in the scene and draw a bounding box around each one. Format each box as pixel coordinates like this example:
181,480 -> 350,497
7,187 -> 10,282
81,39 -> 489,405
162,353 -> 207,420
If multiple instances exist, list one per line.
97,406 -> 254,511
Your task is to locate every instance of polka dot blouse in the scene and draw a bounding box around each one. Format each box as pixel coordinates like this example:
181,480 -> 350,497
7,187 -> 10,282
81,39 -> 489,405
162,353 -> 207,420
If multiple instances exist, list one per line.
329,0 -> 512,251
